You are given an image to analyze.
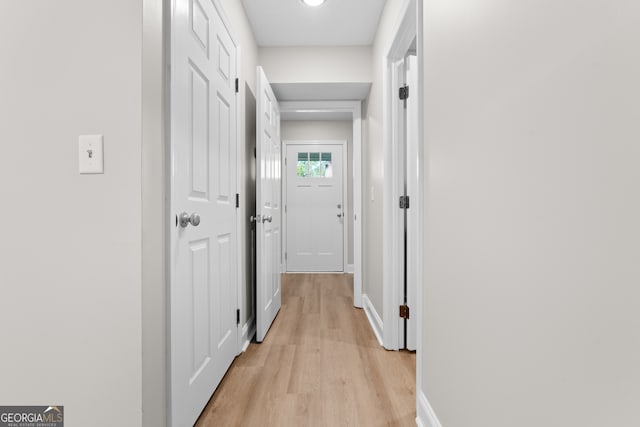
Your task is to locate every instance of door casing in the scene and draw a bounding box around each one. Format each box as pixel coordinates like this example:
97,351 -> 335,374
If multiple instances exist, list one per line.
381,0 -> 427,424
382,0 -> 422,351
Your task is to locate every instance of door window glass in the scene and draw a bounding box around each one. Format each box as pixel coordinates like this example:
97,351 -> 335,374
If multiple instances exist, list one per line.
297,151 -> 332,178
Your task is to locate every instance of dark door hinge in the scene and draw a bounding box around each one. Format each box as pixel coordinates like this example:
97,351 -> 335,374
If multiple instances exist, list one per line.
236,309 -> 240,325
235,78 -> 239,93
399,304 -> 410,319
236,193 -> 240,208
399,195 -> 410,209
399,85 -> 409,100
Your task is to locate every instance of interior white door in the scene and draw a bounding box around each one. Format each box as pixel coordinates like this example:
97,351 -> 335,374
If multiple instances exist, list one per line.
256,66 -> 281,342
405,54 -> 418,351
285,143 -> 344,272
170,1 -> 238,425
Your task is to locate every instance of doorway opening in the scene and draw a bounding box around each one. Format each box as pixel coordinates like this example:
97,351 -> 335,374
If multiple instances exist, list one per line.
279,101 -> 364,307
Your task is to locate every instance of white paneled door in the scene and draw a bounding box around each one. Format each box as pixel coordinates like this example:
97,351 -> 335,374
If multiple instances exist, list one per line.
170,0 -> 238,426
256,66 -> 282,343
285,143 -> 344,272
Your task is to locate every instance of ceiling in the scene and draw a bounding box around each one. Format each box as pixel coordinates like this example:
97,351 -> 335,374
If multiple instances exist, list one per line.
241,0 -> 387,46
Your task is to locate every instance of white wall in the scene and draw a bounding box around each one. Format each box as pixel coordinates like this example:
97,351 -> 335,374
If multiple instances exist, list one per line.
281,121 -> 354,265
363,0 -> 406,323
259,46 -> 372,83
0,1 -> 143,426
420,1 -> 640,426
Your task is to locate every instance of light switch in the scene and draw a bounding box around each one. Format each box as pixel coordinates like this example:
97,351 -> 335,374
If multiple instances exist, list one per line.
79,135 -> 104,174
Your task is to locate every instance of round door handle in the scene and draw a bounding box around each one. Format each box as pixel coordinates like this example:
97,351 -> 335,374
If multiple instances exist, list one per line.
179,212 -> 200,228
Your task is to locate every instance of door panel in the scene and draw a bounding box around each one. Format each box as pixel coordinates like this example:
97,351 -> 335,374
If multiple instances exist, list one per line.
256,67 -> 281,342
286,144 -> 344,272
170,0 -> 238,425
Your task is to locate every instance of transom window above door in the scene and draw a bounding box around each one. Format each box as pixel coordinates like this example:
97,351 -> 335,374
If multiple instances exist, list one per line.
297,152 -> 333,178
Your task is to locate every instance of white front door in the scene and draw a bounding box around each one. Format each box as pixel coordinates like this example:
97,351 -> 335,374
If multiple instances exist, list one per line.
256,66 -> 281,342
170,0 -> 238,425
285,143 -> 345,272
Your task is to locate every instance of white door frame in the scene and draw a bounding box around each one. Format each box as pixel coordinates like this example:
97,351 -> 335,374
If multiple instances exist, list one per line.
279,101 -> 363,308
381,0 -> 430,423
383,0 -> 419,351
282,140 -> 348,273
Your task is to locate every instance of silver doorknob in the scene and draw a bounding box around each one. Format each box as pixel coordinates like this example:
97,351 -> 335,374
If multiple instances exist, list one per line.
179,212 -> 200,228
262,215 -> 272,223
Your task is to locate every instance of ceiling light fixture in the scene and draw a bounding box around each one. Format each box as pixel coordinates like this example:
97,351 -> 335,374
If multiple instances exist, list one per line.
301,0 -> 326,7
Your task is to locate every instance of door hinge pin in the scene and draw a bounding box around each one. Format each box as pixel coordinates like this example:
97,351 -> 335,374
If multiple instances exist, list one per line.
399,85 -> 409,100
236,309 -> 240,325
399,304 -> 410,319
399,195 -> 410,209
235,78 -> 239,93
236,193 -> 240,208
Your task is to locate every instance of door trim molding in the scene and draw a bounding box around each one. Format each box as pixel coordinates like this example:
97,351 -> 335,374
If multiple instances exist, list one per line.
282,139 -> 348,273
280,101 -> 363,308
382,0 -> 427,424
234,43 -> 244,358
382,0 -> 419,348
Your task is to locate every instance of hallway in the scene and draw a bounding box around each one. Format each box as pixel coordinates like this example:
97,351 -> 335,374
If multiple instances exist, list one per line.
196,274 -> 416,426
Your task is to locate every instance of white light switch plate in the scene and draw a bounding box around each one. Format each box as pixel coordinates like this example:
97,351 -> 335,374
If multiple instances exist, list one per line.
79,135 -> 104,174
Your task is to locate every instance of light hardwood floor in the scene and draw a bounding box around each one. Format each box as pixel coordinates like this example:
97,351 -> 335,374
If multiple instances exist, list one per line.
196,273 -> 416,427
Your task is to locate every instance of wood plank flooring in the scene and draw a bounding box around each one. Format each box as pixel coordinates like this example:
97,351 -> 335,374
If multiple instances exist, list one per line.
195,273 -> 416,427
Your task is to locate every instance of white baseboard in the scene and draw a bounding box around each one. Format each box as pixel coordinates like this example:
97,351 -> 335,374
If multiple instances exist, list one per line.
346,264 -> 354,273
416,391 -> 442,427
241,316 -> 255,352
362,294 -> 383,346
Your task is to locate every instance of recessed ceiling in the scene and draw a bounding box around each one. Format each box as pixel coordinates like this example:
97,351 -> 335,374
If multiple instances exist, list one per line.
241,0 -> 387,46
